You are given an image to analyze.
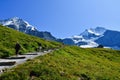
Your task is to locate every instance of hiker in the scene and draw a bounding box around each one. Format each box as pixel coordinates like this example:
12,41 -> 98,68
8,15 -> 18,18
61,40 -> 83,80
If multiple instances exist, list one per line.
15,42 -> 21,56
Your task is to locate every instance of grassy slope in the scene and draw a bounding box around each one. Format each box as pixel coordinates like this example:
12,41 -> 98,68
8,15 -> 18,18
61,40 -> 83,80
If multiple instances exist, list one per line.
0,46 -> 120,80
0,25 -> 62,58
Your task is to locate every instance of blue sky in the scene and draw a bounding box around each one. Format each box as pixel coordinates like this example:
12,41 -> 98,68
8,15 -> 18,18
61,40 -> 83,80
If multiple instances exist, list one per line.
0,0 -> 120,38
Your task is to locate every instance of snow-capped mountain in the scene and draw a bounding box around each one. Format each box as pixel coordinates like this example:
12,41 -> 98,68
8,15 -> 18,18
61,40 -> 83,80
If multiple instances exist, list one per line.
0,17 -> 37,32
71,27 -> 106,47
0,17 -> 56,41
62,27 -> 120,50
1,17 -> 120,50
80,27 -> 106,39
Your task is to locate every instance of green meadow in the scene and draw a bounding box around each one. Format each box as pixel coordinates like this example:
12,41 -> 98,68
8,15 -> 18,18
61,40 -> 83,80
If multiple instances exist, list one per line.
0,25 -> 62,58
0,46 -> 120,80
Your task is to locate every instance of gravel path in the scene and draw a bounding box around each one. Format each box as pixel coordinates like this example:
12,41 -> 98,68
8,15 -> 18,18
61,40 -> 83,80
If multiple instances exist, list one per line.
0,50 -> 52,74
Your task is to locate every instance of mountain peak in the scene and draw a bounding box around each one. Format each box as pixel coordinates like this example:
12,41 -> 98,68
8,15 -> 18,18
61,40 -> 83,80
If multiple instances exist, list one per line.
0,17 -> 56,41
11,17 -> 20,20
9,17 -> 22,22
95,26 -> 106,30
94,27 -> 106,33
0,17 -> 36,32
80,27 -> 106,37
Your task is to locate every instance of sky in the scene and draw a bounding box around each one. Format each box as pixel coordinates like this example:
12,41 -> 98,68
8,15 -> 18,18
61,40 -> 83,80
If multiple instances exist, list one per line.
0,0 -> 120,38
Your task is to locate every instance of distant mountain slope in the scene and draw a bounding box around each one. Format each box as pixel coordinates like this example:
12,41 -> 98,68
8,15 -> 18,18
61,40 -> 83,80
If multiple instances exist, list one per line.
0,17 -> 56,41
62,27 -> 120,50
0,25 -> 61,58
95,30 -> 120,49
0,46 -> 120,80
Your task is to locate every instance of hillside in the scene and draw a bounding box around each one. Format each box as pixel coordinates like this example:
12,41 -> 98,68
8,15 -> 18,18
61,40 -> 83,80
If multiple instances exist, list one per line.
0,25 -> 62,58
0,46 -> 120,80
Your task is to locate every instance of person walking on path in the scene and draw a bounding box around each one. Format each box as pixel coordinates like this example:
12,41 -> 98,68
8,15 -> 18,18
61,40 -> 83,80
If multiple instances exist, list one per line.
15,42 -> 21,56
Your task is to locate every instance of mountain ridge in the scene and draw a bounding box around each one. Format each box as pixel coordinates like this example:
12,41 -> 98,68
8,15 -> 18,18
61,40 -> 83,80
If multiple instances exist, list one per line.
0,17 -> 56,41
1,17 -> 120,50
62,27 -> 120,50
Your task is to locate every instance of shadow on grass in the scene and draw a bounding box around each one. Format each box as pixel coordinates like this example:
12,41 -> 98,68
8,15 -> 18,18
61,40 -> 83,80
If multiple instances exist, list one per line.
0,61 -> 16,66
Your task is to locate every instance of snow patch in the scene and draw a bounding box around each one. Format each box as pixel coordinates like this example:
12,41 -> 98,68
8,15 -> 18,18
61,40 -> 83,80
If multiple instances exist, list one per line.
80,41 -> 98,48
